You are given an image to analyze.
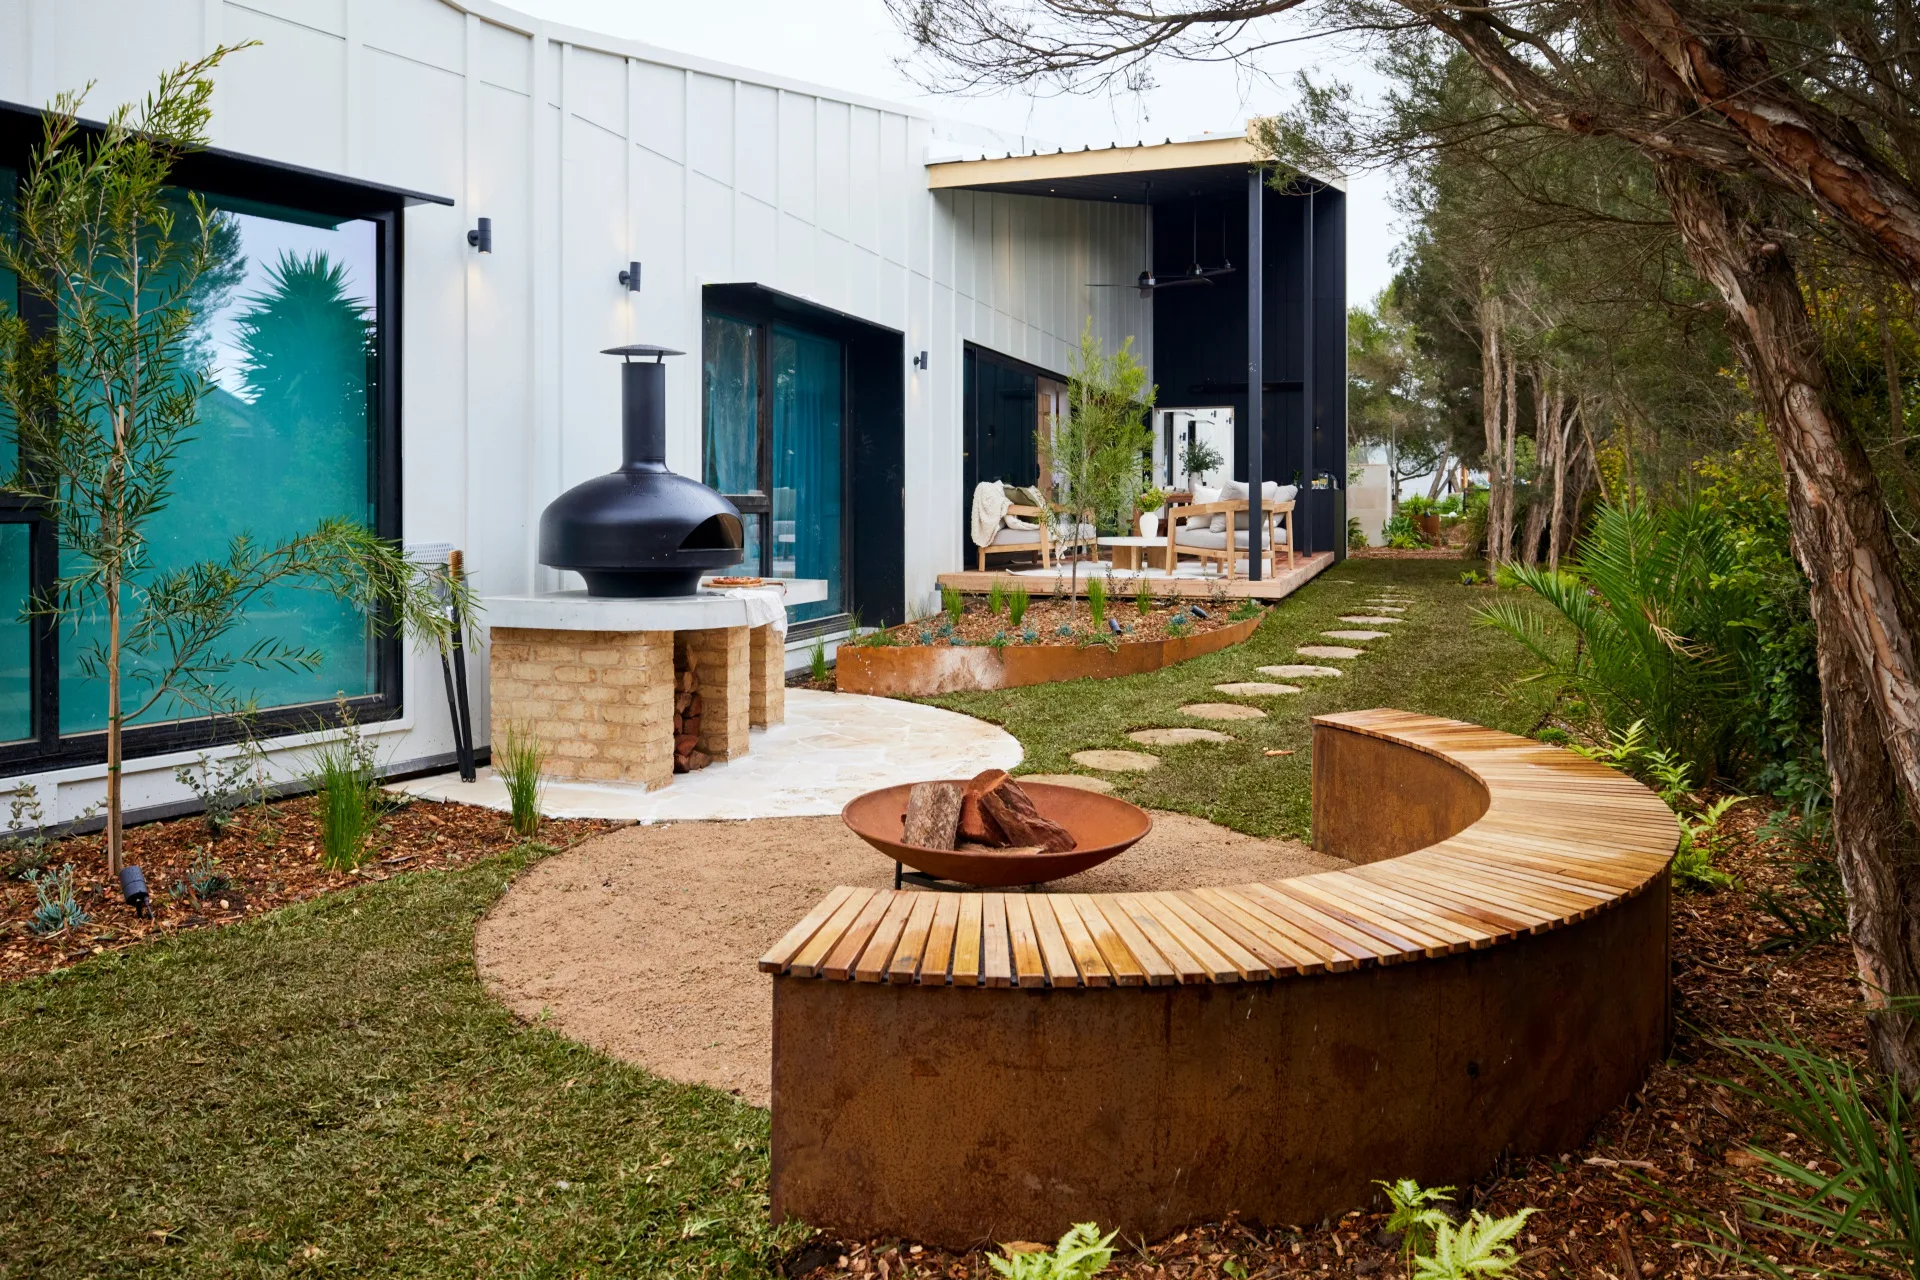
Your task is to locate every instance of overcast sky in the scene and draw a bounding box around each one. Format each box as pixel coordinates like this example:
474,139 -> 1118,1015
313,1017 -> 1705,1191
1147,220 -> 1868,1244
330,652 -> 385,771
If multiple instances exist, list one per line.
515,0 -> 1403,307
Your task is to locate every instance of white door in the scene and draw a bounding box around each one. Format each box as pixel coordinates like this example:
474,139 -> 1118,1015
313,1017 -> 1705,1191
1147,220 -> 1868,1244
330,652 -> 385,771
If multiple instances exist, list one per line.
1153,407 -> 1236,489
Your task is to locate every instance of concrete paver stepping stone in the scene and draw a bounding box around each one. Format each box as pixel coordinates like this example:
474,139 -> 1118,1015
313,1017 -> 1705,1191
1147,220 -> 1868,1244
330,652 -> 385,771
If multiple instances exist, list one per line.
1214,681 -> 1302,697
1298,645 -> 1364,659
1260,664 -> 1343,678
1364,605 -> 1408,612
1339,615 -> 1403,625
1129,727 -> 1235,746
1323,629 -> 1389,641
1020,773 -> 1116,793
1180,702 -> 1268,721
1071,749 -> 1161,772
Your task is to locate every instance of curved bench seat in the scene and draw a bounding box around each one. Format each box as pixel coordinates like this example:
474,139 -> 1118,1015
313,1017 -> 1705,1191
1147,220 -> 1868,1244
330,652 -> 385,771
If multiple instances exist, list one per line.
763,710 -> 1678,1248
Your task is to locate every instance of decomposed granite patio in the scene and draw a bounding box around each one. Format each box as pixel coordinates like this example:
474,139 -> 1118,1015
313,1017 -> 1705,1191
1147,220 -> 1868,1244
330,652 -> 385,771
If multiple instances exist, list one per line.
476,814 -> 1346,1105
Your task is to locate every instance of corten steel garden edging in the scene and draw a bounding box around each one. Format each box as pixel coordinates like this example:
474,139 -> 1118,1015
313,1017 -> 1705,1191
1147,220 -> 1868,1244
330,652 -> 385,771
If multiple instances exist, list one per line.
761,710 -> 1678,1249
832,614 -> 1262,696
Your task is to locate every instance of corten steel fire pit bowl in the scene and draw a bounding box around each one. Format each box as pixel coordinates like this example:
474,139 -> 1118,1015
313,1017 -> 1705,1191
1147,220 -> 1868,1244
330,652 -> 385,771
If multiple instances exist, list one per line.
842,781 -> 1152,887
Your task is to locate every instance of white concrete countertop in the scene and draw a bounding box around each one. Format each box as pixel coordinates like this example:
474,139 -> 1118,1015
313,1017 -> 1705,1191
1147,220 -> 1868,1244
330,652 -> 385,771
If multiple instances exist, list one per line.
484,579 -> 828,632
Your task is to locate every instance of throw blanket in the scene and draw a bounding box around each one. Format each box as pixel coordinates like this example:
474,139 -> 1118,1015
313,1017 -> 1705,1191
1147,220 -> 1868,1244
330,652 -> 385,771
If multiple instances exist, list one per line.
970,481 -> 1012,549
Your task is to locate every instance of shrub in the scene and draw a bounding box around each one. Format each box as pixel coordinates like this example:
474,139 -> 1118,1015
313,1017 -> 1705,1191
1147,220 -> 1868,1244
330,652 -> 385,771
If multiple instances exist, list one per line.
2,784 -> 53,881
1348,515 -> 1368,548
308,729 -> 378,872
25,862 -> 88,935
989,1223 -> 1116,1280
1007,585 -> 1031,627
1414,1207 -> 1535,1280
496,721 -> 546,838
1085,575 -> 1107,631
1400,493 -> 1438,517
1383,513 -> 1423,549
1378,1178 -> 1455,1271
1754,802 -> 1848,953
1477,501 -> 1782,780
1697,1030 -> 1919,1278
174,735 -> 268,836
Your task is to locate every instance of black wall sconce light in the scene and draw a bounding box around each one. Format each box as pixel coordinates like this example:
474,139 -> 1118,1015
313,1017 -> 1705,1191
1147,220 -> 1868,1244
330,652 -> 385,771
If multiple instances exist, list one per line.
619,261 -> 642,291
911,350 -> 929,369
467,217 -> 492,253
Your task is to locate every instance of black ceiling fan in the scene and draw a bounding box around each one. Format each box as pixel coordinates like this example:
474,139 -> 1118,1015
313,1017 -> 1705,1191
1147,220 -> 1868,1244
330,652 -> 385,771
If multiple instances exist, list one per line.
1088,196 -> 1238,298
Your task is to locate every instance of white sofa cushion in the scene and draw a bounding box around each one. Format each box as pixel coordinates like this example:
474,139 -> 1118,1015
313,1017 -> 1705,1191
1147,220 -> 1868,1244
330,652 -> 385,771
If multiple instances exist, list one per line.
1174,526 -> 1288,551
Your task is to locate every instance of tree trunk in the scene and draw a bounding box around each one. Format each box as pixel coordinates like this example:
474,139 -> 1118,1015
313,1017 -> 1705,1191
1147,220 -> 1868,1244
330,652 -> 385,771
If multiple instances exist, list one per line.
1659,158 -> 1920,1083
1478,290 -> 1505,567
106,566 -> 122,876
1521,368 -> 1561,566
1426,444 -> 1451,502
1500,341 -> 1520,563
1548,399 -> 1577,571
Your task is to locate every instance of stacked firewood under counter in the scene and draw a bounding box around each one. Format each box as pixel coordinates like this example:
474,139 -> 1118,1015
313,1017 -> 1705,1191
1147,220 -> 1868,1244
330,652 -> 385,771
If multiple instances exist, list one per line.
672,644 -> 710,772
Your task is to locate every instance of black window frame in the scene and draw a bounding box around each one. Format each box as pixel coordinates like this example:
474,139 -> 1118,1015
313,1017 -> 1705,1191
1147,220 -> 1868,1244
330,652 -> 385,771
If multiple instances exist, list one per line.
0,103 -> 441,773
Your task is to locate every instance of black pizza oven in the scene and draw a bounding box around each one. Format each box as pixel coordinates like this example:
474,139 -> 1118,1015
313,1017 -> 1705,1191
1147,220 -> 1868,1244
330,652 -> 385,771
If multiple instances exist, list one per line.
538,345 -> 745,597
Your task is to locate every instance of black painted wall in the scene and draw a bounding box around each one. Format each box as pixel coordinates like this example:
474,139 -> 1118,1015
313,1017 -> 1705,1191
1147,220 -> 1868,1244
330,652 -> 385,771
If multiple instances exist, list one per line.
1149,181 -> 1346,556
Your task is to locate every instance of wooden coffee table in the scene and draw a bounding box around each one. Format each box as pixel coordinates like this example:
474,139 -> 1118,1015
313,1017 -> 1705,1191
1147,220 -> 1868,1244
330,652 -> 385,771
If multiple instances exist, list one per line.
1098,535 -> 1171,572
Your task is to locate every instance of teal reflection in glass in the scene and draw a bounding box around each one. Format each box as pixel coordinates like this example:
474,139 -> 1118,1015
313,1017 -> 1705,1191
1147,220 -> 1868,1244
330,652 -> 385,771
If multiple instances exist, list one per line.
702,314 -> 760,497
0,523 -> 30,743
59,194 -> 379,734
772,326 -> 843,623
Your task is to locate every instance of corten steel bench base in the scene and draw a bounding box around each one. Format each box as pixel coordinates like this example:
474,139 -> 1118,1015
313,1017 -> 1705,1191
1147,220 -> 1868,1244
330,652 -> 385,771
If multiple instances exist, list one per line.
765,711 -> 1677,1249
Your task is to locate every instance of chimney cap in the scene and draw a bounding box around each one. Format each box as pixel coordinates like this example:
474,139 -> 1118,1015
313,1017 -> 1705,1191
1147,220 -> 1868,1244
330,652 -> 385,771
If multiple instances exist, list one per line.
602,344 -> 684,362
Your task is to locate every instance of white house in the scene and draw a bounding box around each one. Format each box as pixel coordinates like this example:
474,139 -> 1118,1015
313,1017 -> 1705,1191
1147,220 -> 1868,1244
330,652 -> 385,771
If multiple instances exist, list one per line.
0,0 -> 1344,825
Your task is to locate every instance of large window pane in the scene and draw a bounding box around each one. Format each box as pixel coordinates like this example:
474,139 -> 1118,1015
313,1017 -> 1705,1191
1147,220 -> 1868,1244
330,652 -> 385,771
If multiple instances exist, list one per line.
59,195 -> 380,733
772,326 -> 843,623
702,314 -> 760,495
0,523 -> 30,743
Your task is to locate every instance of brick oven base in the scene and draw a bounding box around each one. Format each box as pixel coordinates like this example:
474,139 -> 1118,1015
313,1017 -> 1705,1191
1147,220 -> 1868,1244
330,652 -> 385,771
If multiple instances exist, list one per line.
489,622 -> 785,790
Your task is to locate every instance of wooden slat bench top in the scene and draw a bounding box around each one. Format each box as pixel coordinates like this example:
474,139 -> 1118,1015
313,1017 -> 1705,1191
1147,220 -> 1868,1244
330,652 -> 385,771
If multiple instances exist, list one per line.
758,709 -> 1679,987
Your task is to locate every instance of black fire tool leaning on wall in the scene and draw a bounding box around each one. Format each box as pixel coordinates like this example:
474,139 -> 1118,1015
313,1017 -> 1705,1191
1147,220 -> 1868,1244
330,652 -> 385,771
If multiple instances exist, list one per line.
448,549 -> 477,781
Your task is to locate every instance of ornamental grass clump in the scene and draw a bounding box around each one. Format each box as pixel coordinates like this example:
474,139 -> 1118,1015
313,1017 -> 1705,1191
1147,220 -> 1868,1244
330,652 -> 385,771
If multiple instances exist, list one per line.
942,583 -> 966,626
494,720 -> 547,838
1085,575 -> 1107,632
988,580 -> 1007,615
309,729 -> 378,872
1007,585 -> 1031,627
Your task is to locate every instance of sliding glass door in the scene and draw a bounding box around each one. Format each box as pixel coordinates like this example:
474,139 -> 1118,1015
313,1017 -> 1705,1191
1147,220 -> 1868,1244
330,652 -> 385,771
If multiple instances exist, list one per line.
771,327 -> 843,623
702,312 -> 844,625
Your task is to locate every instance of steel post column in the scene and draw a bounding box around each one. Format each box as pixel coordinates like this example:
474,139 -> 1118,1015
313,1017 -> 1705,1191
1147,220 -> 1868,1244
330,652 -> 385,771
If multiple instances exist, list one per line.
1246,167 -> 1264,580
1301,186 -> 1315,542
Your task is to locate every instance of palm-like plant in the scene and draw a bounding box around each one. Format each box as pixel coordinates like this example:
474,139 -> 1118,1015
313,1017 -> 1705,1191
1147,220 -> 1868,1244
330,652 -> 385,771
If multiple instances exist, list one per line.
1475,501 -> 1763,776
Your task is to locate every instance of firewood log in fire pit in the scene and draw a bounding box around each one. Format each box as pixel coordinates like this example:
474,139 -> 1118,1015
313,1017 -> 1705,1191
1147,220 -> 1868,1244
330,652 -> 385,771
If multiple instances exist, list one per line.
902,771 -> 1075,853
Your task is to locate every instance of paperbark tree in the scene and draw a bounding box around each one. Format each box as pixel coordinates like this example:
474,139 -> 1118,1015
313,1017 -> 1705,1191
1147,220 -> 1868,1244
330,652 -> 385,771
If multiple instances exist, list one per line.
886,0 -> 1920,1082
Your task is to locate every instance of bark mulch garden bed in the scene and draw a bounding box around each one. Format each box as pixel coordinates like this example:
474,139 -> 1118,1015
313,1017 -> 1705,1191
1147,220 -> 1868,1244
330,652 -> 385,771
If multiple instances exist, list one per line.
782,803 -> 1877,1280
0,795 -> 620,985
863,594 -> 1260,649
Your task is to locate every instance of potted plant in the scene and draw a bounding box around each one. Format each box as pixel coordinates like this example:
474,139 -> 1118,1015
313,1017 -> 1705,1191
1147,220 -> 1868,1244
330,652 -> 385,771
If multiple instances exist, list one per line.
1137,486 -> 1166,537
1179,436 -> 1225,489
1400,493 -> 1442,544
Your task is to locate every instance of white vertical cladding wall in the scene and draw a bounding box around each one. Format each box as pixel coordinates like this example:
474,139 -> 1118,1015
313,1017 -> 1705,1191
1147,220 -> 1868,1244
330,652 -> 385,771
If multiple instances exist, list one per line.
0,0 -> 1150,813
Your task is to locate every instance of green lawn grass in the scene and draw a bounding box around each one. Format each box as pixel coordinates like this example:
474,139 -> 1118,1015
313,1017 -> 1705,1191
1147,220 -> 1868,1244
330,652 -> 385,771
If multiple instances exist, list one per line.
0,555 -> 1555,1276
0,846 -> 797,1278
929,557 -> 1556,838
